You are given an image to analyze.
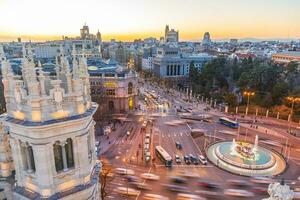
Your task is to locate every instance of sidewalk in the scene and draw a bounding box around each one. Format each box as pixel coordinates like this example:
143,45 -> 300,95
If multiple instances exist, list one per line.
240,123 -> 286,139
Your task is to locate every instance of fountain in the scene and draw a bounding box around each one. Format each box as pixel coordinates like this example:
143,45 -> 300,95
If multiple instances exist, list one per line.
206,135 -> 286,176
253,135 -> 258,153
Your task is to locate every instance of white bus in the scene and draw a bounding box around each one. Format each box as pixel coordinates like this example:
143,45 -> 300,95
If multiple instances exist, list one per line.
155,146 -> 172,167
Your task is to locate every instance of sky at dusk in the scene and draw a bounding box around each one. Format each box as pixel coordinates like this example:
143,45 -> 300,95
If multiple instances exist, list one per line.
0,0 -> 299,42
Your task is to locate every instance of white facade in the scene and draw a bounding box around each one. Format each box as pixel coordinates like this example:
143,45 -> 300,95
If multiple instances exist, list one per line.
0,44 -> 100,199
142,57 -> 153,70
35,44 -> 60,59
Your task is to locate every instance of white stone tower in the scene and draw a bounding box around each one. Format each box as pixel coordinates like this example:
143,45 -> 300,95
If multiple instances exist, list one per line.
0,44 -> 100,199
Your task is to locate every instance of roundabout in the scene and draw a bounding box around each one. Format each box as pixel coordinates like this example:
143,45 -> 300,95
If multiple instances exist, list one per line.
206,136 -> 286,177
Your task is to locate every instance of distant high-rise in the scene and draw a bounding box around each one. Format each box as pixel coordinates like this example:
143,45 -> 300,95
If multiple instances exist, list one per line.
202,32 -> 211,45
164,25 -> 179,43
17,37 -> 21,43
80,23 -> 90,39
96,30 -> 102,43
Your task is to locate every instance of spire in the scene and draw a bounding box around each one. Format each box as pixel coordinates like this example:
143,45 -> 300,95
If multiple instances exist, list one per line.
82,43 -> 86,57
27,44 -> 34,61
60,44 -> 65,57
0,45 -> 6,61
0,46 -> 13,78
22,44 -> 27,58
38,60 -> 42,68
72,43 -> 76,57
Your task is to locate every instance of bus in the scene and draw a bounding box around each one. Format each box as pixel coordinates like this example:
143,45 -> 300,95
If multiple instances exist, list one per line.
219,117 -> 239,129
155,146 -> 172,167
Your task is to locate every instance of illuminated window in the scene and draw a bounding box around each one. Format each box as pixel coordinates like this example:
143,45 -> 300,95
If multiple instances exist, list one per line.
106,89 -> 115,96
128,82 -> 133,95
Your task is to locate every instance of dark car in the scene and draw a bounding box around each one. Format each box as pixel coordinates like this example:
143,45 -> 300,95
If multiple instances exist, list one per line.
192,157 -> 199,165
196,180 -> 221,190
184,155 -> 191,165
170,176 -> 187,184
175,142 -> 183,150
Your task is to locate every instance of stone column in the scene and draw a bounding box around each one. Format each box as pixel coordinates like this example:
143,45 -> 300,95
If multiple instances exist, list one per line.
61,142 -> 68,172
32,144 -> 55,197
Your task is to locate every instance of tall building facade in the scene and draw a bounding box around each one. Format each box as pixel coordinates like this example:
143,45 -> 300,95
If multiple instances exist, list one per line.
0,45 -> 100,199
164,25 -> 179,43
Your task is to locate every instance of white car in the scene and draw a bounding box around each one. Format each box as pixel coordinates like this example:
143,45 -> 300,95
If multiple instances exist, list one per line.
140,173 -> 160,181
224,189 -> 254,197
175,155 -> 181,163
115,168 -> 135,175
114,187 -> 140,196
143,193 -> 169,200
251,177 -> 273,184
176,193 -> 205,200
198,155 -> 207,165
126,130 -> 130,136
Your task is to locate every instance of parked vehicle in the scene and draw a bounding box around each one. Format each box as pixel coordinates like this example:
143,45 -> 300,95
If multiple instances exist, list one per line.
175,142 -> 183,150
184,155 -> 191,165
175,155 -> 181,163
198,155 -> 207,165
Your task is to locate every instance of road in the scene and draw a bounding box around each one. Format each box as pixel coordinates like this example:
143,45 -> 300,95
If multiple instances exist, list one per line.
96,82 -> 300,200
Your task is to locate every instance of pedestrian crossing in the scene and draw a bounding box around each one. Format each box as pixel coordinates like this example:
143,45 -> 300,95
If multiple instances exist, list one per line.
160,132 -> 191,138
113,139 -> 135,145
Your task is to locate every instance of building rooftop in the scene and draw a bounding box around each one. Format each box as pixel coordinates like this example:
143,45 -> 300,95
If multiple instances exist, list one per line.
273,51 -> 300,57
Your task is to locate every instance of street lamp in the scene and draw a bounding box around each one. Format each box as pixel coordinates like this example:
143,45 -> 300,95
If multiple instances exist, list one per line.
243,91 -> 255,115
286,96 -> 300,133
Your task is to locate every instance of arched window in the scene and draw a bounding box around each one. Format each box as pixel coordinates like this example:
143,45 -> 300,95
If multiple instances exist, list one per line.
53,138 -> 74,173
21,142 -> 36,173
128,82 -> 133,95
53,141 -> 63,172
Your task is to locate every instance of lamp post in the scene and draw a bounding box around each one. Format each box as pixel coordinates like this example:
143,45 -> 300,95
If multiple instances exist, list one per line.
243,91 -> 255,115
286,96 -> 300,133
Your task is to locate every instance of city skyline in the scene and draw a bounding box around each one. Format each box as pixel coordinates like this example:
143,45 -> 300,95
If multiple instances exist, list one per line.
0,0 -> 300,42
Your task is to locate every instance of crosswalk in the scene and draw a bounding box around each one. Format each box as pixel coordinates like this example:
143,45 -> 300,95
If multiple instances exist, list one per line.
161,132 -> 190,138
113,139 -> 135,145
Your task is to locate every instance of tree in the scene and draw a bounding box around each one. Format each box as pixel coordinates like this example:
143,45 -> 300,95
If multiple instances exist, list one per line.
271,82 -> 289,104
224,93 -> 238,107
99,162 -> 114,200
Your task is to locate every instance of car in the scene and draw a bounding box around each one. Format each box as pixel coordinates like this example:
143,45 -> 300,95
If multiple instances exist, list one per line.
162,184 -> 188,192
114,187 -> 140,196
175,155 -> 181,163
191,157 -> 199,165
140,173 -> 160,181
115,168 -> 135,175
170,176 -> 187,184
143,193 -> 169,200
126,130 -> 130,136
145,138 -> 150,144
250,177 -> 273,185
184,155 -> 191,165
176,193 -> 205,200
198,155 -> 207,165
227,179 -> 250,188
251,186 -> 268,195
133,182 -> 152,190
145,151 -> 151,162
189,154 -> 198,164
195,190 -> 222,199
125,175 -> 140,183
224,189 -> 254,197
176,142 -> 183,149
196,180 -> 220,190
